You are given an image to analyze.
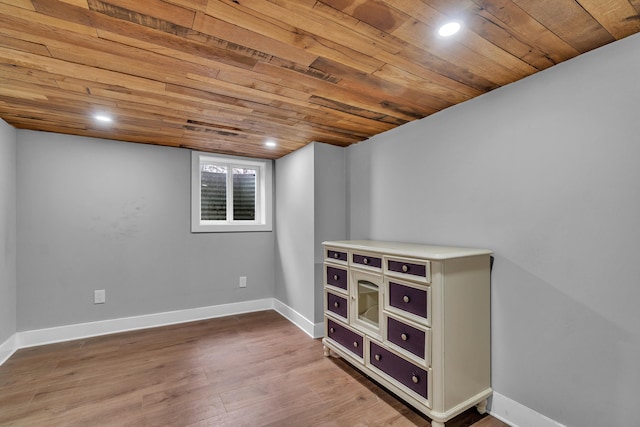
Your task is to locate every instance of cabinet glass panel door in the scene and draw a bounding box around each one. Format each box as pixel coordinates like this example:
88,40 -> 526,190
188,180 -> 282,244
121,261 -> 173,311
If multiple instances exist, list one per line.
357,280 -> 379,328
350,269 -> 382,337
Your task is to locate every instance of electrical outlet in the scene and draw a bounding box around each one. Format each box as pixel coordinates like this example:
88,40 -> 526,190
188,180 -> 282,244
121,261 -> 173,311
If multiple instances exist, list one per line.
239,276 -> 247,288
94,289 -> 106,304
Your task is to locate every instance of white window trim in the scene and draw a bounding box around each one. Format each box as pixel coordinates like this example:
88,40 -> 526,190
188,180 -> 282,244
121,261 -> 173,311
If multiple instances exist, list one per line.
191,151 -> 273,233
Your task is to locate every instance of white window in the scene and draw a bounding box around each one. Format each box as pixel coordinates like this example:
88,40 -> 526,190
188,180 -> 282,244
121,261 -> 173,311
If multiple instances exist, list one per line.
191,151 -> 272,232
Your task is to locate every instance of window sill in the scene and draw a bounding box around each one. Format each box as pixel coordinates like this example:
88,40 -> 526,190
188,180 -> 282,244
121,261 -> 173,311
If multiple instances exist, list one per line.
191,223 -> 273,233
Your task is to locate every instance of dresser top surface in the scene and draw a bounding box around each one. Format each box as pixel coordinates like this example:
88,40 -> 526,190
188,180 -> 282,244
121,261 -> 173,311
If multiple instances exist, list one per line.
323,240 -> 492,260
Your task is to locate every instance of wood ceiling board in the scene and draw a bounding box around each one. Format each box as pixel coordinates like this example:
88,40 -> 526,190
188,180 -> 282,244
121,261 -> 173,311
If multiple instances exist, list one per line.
233,0 -> 400,57
512,0 -> 616,53
184,73 -> 313,108
469,0 -> 581,64
33,0 -> 262,70
0,34 -> 52,57
372,64 -> 473,105
379,45 -> 499,94
203,0 -> 386,74
0,3 -> 95,37
0,87 -> 48,101
309,57 -> 452,112
386,0 -> 540,76
0,64 -> 59,87
162,0 -> 207,10
57,0 -> 89,8
576,0 -> 640,39
393,19 -> 524,87
192,12 -> 318,67
0,0 -> 638,158
0,0 -> 35,10
89,0 -> 197,28
250,60 -> 415,122
320,0 -> 410,33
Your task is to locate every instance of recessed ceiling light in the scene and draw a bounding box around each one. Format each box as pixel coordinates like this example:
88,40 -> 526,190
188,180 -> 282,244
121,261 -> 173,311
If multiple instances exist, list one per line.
438,22 -> 461,37
265,140 -> 277,148
94,114 -> 113,123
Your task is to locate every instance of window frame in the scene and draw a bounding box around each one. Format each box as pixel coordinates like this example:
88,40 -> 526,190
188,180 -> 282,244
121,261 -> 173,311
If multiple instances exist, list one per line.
191,151 -> 273,233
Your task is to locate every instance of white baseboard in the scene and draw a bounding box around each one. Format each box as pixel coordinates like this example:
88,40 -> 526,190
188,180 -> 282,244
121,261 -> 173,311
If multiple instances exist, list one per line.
0,333 -> 18,365
272,299 -> 323,339
0,298 -> 320,366
16,298 -> 275,349
313,321 -> 324,338
490,392 -> 566,427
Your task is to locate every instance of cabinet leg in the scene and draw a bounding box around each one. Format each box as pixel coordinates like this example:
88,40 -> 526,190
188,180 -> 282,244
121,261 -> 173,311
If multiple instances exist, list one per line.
476,399 -> 488,415
430,421 -> 445,427
323,345 -> 331,357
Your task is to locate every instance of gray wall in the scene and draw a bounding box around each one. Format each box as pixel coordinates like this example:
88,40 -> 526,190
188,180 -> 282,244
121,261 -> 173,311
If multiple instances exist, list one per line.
16,131 -> 275,331
347,33 -> 640,427
313,143 -> 346,323
275,142 -> 346,324
275,143 -> 315,321
0,119 -> 17,343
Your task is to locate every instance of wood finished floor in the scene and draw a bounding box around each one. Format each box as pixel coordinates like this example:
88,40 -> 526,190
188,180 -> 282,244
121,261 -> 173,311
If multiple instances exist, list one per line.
0,310 -> 510,427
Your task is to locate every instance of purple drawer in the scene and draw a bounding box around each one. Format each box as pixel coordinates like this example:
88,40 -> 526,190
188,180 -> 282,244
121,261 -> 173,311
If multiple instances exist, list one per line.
327,292 -> 348,319
326,265 -> 347,290
387,317 -> 425,359
327,319 -> 363,358
352,253 -> 382,268
388,281 -> 428,320
327,249 -> 348,262
370,342 -> 428,399
387,260 -> 427,279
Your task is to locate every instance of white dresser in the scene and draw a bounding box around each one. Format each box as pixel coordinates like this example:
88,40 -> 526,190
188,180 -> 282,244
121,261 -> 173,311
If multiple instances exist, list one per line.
322,240 -> 492,427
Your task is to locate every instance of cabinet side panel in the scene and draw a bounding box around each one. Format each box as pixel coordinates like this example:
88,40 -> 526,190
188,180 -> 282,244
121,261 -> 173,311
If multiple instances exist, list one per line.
442,255 -> 492,411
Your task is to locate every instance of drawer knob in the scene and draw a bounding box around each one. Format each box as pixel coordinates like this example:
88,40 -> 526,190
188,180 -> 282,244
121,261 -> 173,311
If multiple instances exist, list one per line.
363,257 -> 369,265
329,327 -> 335,333
412,375 -> 420,384
401,333 -> 408,341
353,341 -> 359,348
374,354 -> 381,361
402,264 -> 409,272
333,253 -> 339,258
333,301 -> 339,308
403,295 -> 410,303
333,274 -> 339,281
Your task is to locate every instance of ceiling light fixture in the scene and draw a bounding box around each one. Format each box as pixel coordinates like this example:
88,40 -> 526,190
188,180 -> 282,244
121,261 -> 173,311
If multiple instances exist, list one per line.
94,114 -> 113,123
265,140 -> 277,148
438,21 -> 461,37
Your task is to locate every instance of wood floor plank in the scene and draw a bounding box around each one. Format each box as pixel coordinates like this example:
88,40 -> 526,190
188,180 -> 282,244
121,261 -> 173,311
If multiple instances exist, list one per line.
0,310 -> 509,426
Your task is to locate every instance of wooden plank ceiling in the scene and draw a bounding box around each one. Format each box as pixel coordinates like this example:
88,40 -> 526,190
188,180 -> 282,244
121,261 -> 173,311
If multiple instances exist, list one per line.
1,0 -> 639,159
